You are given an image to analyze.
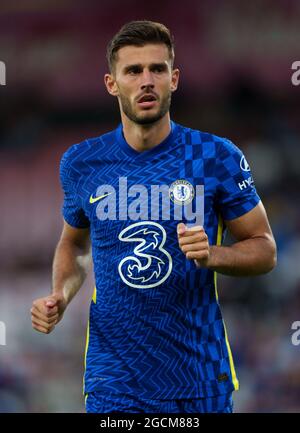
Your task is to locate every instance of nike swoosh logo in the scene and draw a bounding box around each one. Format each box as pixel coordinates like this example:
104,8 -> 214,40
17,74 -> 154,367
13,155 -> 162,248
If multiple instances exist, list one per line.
89,192 -> 112,204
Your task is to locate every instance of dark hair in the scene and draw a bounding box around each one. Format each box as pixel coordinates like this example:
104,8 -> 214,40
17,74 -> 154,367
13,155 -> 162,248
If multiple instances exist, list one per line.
106,20 -> 175,73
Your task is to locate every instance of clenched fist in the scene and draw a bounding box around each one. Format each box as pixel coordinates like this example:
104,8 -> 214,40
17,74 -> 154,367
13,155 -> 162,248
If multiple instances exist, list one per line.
31,293 -> 67,334
177,223 -> 210,268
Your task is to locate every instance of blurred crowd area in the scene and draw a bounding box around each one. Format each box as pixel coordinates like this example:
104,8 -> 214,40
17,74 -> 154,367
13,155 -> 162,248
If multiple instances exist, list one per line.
0,0 -> 300,412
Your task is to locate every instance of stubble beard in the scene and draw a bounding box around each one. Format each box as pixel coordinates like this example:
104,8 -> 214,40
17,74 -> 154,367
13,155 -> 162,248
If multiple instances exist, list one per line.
119,92 -> 172,125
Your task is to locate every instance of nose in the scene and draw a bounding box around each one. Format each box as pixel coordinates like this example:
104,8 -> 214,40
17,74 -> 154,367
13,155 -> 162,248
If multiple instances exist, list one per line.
140,69 -> 155,90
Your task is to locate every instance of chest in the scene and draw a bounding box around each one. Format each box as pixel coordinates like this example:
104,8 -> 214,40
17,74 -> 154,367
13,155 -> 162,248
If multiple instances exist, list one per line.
75,147 -> 217,231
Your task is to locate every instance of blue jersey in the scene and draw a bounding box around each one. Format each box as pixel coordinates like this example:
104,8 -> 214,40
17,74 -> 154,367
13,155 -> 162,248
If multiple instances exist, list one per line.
60,121 -> 260,399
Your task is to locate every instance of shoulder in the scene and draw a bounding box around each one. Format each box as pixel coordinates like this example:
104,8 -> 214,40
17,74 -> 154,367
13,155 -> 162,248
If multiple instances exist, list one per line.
60,129 -> 117,168
176,123 -> 240,158
60,140 -> 89,167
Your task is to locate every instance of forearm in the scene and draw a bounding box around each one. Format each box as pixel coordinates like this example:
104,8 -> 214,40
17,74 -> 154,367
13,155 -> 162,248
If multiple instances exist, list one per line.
52,239 -> 91,305
205,235 -> 277,276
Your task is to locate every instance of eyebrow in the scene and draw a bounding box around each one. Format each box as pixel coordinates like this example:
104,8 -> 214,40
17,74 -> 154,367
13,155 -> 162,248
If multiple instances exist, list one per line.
123,62 -> 168,72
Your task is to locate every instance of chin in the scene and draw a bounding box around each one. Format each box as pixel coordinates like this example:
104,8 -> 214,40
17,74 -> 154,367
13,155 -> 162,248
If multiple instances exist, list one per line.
136,110 -> 163,124
136,115 -> 162,125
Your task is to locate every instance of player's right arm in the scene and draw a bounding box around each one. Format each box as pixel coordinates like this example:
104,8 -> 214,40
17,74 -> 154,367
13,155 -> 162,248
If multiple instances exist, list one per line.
31,221 -> 92,334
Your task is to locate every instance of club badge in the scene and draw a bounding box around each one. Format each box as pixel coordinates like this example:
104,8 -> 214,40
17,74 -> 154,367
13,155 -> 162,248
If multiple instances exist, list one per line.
169,180 -> 195,205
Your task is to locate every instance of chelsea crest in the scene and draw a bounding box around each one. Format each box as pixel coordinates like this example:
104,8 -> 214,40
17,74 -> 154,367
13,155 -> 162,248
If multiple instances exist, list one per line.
169,180 -> 195,205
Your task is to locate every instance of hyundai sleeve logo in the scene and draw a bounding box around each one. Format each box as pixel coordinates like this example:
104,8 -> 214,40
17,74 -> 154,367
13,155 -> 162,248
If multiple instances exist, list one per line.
240,155 -> 251,172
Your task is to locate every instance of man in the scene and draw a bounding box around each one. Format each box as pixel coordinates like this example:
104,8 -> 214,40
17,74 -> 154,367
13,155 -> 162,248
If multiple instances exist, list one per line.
31,21 -> 277,413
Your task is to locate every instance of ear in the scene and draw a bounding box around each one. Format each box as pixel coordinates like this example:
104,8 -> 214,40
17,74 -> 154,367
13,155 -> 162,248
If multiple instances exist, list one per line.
104,73 -> 119,97
170,68 -> 180,92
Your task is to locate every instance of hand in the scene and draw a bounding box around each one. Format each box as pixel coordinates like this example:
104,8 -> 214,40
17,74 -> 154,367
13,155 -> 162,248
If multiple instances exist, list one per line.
31,293 -> 67,334
177,223 -> 210,268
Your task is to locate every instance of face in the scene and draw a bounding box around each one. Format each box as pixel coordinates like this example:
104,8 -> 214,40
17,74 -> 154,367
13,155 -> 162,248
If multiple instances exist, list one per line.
105,44 -> 179,125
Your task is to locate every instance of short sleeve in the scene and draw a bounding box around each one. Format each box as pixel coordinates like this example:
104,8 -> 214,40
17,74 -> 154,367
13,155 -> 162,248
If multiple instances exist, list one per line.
215,138 -> 260,221
59,149 -> 90,228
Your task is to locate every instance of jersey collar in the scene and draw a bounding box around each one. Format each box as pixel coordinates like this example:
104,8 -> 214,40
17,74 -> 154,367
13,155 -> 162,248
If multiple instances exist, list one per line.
116,120 -> 178,159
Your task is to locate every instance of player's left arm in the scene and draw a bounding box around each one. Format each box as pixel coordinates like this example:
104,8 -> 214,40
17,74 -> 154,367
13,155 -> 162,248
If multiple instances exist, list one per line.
178,201 -> 277,276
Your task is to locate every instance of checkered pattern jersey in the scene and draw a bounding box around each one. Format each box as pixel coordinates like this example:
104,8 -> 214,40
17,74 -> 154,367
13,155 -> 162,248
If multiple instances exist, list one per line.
60,121 -> 260,399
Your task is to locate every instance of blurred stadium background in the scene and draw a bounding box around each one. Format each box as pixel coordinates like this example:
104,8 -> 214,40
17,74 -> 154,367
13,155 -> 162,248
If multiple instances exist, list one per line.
0,0 -> 300,412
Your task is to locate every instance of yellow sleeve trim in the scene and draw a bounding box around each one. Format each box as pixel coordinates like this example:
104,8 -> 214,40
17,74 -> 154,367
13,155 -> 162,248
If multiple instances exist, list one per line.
214,215 -> 239,391
92,286 -> 97,304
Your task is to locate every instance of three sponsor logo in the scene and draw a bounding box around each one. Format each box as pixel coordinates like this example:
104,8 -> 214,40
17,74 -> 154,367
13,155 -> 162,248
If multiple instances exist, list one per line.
118,221 -> 172,289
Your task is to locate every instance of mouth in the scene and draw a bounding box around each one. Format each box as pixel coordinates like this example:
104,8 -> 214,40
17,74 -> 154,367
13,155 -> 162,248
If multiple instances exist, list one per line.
137,93 -> 158,109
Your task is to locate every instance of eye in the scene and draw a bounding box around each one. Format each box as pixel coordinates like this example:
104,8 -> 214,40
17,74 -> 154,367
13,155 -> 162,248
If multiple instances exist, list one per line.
152,65 -> 166,73
127,67 -> 141,75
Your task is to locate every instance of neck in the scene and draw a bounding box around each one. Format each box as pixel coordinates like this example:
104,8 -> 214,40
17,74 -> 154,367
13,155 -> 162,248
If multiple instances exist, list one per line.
120,112 -> 171,152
